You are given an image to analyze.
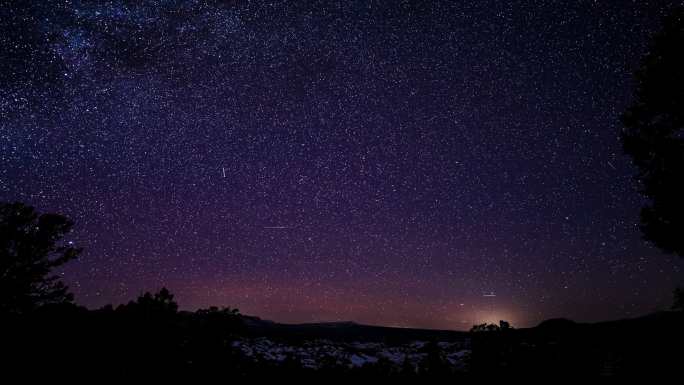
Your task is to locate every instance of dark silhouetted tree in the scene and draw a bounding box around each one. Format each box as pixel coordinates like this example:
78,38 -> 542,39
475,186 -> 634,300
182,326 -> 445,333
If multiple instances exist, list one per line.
470,323 -> 499,332
117,287 -> 179,318
470,320 -> 513,333
192,305 -> 245,345
673,287 -> 684,311
196,305 -> 240,317
499,320 -> 512,331
621,8 -> 684,257
470,323 -> 488,333
0,202 -> 81,314
419,341 -> 452,377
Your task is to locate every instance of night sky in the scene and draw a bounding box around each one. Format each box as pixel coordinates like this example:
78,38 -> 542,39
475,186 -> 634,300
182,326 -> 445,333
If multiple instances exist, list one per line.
2,1 -> 684,330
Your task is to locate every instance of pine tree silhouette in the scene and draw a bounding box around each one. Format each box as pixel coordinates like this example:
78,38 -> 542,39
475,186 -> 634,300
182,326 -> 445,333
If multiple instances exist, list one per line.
0,202 -> 81,314
622,8 -> 684,257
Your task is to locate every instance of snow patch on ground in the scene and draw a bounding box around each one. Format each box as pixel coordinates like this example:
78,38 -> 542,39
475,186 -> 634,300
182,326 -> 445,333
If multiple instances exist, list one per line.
231,338 -> 471,371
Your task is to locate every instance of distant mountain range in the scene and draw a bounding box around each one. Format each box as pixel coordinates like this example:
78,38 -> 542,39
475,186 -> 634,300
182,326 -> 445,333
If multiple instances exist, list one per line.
240,315 -> 469,343
239,310 -> 684,342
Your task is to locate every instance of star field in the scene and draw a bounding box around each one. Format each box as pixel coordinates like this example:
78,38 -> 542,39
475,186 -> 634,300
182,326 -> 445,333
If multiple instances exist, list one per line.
2,0 -> 683,329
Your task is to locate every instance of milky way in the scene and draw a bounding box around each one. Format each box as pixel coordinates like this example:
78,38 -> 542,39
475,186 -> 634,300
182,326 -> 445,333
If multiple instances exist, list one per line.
2,1 -> 683,329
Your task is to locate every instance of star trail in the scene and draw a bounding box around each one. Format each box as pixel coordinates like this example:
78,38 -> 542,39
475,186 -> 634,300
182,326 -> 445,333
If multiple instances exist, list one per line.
2,1 -> 683,329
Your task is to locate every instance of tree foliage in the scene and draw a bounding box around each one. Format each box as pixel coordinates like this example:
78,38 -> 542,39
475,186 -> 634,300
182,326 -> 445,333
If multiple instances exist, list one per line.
621,8 -> 684,256
673,287 -> 684,311
470,320 -> 513,333
0,202 -> 81,314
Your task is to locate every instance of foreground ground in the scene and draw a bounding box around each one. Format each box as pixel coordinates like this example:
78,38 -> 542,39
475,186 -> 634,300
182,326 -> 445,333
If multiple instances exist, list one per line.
3,306 -> 683,377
